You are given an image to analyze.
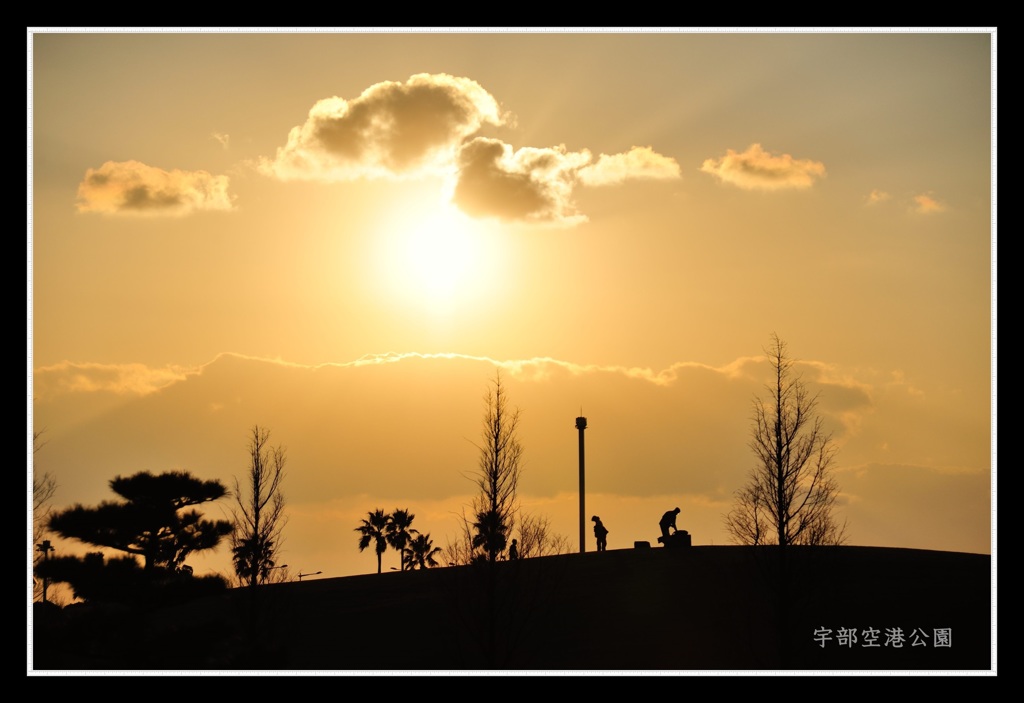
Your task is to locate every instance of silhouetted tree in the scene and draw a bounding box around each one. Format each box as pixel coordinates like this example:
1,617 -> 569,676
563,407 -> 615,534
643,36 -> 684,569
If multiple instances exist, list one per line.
36,550 -> 227,605
230,425 -> 288,588
33,429 -> 58,602
516,512 -> 572,558
471,508 -> 508,562
444,373 -> 573,666
467,371 -> 523,563
725,334 -> 847,547
48,471 -> 233,573
404,532 -> 442,570
232,535 -> 277,586
32,472 -> 57,544
446,508 -> 569,564
386,508 -> 417,571
442,511 -> 477,566
356,508 -> 391,574
32,430 -> 56,542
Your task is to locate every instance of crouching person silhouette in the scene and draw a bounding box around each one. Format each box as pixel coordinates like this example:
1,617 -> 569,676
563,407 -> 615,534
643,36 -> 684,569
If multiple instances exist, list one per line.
658,507 -> 680,545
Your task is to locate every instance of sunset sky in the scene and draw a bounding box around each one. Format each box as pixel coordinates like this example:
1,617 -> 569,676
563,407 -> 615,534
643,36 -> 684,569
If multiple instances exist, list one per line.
29,29 -> 994,586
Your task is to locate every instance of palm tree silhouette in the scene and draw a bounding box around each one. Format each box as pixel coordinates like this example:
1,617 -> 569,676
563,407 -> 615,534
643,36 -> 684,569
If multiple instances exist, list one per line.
355,508 -> 391,574
386,508 -> 417,571
472,508 -> 508,562
232,534 -> 276,586
404,532 -> 442,570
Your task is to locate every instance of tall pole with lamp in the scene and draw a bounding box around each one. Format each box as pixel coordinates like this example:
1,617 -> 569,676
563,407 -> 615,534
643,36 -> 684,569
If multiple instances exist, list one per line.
576,415 -> 587,553
35,539 -> 54,603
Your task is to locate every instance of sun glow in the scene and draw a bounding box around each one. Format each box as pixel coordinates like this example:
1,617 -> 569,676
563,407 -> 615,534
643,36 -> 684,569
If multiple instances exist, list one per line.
373,201 -> 501,316
405,209 -> 475,302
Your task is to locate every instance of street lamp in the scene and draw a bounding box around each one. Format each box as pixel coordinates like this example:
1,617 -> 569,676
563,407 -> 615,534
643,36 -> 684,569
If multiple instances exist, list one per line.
297,570 -> 322,581
262,564 -> 288,584
576,415 -> 587,554
35,539 -> 54,603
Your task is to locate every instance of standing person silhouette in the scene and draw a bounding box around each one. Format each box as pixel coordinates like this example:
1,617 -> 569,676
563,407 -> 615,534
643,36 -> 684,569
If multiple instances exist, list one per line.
659,507 -> 681,543
592,515 -> 609,552
508,538 -> 518,560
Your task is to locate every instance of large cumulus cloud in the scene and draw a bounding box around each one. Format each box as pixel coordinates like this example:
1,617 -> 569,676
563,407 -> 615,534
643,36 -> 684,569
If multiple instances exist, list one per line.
701,143 -> 826,191
76,160 -> 235,216
259,73 -> 681,225
262,73 -> 505,180
451,140 -> 681,225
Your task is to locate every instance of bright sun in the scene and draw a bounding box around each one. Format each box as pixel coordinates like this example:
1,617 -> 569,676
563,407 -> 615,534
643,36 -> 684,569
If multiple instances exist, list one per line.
405,208 -> 475,301
373,201 -> 500,316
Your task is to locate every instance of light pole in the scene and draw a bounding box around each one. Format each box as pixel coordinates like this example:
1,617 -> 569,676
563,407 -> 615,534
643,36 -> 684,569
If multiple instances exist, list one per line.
35,539 -> 54,603
263,564 -> 288,584
298,570 -> 322,582
576,415 -> 587,554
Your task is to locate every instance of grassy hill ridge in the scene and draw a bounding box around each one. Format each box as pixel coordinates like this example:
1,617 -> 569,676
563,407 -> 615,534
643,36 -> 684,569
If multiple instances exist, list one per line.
32,545 -> 992,672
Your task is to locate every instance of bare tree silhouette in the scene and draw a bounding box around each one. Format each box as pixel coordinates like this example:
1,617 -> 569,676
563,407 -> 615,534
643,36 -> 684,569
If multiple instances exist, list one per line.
467,371 -> 522,563
231,425 -> 288,588
517,512 -> 572,558
725,334 -> 847,547
33,429 -> 58,603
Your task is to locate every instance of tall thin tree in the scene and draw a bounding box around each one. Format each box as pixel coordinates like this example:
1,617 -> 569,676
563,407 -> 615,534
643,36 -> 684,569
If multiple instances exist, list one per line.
231,425 -> 288,588
468,371 -> 523,563
725,334 -> 847,547
33,429 -> 58,603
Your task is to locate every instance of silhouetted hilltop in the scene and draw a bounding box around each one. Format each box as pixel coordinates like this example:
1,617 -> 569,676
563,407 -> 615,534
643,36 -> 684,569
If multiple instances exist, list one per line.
32,545 -> 991,671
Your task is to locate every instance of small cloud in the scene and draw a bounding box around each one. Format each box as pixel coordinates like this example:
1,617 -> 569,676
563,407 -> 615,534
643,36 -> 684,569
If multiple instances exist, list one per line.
911,193 -> 947,214
577,146 -> 681,186
887,369 -> 926,397
212,132 -> 230,149
76,160 -> 235,216
700,143 -> 826,191
866,189 -> 891,205
450,138 -> 590,225
261,73 -> 505,181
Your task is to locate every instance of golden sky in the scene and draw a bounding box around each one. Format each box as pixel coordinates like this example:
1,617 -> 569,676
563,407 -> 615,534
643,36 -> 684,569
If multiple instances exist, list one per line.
30,29 -> 994,583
